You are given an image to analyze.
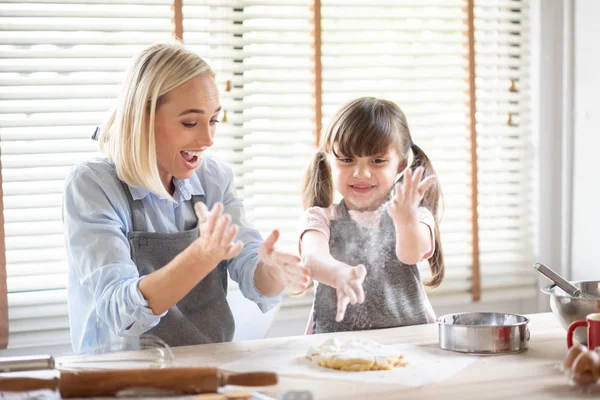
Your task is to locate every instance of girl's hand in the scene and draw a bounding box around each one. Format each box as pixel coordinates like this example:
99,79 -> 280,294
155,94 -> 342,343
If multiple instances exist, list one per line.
333,264 -> 367,322
259,230 -> 311,293
192,202 -> 244,267
387,166 -> 436,226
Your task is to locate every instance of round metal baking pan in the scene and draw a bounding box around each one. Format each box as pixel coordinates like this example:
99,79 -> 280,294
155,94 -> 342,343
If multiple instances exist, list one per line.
437,312 -> 530,354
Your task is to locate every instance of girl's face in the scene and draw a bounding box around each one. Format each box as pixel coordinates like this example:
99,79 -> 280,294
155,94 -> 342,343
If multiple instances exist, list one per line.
154,74 -> 221,192
330,145 -> 405,211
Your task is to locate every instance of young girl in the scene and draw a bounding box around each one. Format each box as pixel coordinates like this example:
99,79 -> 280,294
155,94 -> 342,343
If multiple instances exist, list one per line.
299,97 -> 444,334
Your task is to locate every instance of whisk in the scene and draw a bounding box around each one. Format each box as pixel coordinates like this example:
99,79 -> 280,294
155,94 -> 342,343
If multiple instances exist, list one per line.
58,334 -> 175,370
0,334 -> 174,373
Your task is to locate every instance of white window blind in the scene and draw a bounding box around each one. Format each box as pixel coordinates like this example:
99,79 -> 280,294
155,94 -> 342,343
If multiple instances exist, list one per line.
474,0 -> 534,299
0,0 -> 174,351
182,0 -> 314,252
0,0 -> 534,349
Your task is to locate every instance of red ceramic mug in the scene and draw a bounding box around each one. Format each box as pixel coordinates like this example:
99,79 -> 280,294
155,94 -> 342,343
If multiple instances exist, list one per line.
567,313 -> 600,350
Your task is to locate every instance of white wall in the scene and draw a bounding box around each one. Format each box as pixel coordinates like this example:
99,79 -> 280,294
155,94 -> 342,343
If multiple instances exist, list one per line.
534,0 -> 568,312
571,0 -> 600,281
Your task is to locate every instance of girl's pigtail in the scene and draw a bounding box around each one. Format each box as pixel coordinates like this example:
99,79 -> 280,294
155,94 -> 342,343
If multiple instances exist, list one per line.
301,150 -> 334,210
411,143 -> 444,288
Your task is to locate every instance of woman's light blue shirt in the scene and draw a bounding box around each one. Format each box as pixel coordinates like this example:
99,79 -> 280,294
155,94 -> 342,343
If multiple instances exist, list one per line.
62,156 -> 282,353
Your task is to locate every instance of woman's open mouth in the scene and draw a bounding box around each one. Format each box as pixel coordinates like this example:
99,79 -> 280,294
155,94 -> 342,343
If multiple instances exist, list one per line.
180,150 -> 202,169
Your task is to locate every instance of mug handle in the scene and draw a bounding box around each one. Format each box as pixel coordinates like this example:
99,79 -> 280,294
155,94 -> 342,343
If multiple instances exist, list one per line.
567,320 -> 587,348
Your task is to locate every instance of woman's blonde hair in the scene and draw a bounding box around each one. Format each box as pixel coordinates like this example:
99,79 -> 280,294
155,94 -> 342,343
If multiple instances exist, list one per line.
301,97 -> 445,287
98,42 -> 215,198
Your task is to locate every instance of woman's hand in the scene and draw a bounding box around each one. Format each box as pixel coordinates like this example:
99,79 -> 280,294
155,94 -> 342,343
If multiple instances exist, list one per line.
333,264 -> 367,322
259,230 -> 311,293
386,166 -> 436,227
139,202 -> 243,315
192,202 -> 244,267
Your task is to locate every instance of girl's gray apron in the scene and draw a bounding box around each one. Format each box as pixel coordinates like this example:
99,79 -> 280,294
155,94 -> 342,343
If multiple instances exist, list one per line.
121,181 -> 234,347
312,201 -> 429,334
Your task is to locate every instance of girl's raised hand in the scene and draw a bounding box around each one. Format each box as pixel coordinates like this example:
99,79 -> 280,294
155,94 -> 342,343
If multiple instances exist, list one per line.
334,264 -> 367,322
259,230 -> 311,293
192,202 -> 244,266
386,166 -> 436,226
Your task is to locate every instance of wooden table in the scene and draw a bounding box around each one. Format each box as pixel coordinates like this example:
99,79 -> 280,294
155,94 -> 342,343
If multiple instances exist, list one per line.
146,312 -> 578,400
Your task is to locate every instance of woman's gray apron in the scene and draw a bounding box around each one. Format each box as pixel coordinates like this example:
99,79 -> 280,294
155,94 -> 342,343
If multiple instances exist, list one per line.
121,181 -> 234,347
312,201 -> 429,334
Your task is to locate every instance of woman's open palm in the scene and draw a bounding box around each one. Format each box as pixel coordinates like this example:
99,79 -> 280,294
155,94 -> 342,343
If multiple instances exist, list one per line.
192,202 -> 244,266
259,230 -> 310,293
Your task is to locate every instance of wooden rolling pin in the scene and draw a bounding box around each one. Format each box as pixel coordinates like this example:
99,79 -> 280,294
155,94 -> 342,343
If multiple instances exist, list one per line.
0,367 -> 277,397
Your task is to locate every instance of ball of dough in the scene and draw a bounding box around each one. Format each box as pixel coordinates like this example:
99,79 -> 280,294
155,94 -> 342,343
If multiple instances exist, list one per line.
306,337 -> 406,372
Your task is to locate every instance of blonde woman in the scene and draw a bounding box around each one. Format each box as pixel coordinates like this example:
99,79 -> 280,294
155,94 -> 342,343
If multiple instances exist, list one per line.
63,43 -> 310,353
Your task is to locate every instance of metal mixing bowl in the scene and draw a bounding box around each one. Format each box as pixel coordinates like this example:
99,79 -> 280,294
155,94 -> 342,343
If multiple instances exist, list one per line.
541,281 -> 600,345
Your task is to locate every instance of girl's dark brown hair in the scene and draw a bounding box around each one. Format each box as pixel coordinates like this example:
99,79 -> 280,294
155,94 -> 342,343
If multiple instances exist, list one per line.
301,97 -> 444,287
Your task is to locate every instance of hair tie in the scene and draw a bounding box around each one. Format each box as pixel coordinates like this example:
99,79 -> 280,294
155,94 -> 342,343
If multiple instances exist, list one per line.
91,127 -> 100,141
411,142 -> 417,150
